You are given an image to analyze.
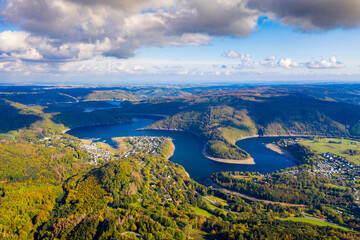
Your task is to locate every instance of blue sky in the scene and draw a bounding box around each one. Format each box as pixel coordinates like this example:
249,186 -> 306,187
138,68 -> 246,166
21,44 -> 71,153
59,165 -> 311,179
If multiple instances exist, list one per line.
0,0 -> 360,85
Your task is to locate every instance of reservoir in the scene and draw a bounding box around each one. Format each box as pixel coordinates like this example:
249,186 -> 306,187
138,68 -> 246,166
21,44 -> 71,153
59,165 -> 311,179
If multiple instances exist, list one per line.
68,118 -> 296,183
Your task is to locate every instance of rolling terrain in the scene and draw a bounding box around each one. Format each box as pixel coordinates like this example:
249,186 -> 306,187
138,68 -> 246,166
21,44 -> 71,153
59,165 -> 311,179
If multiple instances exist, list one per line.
1,85 -> 360,239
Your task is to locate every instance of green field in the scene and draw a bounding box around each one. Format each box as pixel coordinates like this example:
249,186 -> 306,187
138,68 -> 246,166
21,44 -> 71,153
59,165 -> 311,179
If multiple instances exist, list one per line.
191,207 -> 214,218
206,195 -> 229,207
284,217 -> 350,231
300,138 -> 360,164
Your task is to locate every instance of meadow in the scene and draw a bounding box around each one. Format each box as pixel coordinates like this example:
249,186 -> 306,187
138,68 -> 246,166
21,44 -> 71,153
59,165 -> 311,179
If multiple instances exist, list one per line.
300,138 -> 360,164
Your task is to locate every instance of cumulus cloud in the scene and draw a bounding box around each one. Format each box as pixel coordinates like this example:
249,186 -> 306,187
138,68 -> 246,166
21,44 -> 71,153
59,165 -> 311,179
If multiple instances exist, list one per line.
0,59 -> 49,74
259,56 -> 298,69
278,58 -> 298,69
248,0 -> 360,31
1,0 -> 359,77
234,54 -> 254,69
224,50 -> 241,58
224,51 -> 253,69
304,56 -> 345,69
0,0 -> 258,62
259,56 -> 277,68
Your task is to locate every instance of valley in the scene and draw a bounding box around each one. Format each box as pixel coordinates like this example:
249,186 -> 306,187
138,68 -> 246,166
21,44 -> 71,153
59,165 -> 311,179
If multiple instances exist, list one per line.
1,85 -> 360,239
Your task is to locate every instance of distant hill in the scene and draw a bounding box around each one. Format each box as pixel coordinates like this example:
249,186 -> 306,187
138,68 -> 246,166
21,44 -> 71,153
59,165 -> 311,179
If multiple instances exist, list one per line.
0,99 -> 42,133
138,93 -> 360,160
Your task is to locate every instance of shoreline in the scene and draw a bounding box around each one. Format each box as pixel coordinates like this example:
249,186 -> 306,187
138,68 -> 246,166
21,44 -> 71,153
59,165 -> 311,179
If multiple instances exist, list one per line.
63,119 -> 322,165
233,134 -> 320,144
165,140 -> 175,159
61,119 -> 135,134
201,145 -> 255,164
143,127 -> 256,165
265,143 -> 295,159
61,113 -> 169,134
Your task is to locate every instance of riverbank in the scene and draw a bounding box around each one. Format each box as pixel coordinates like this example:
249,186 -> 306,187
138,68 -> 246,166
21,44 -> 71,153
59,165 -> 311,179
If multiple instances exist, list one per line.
233,134 -> 320,144
61,118 -> 136,134
61,113 -> 167,134
61,128 -> 70,134
265,143 -> 295,159
165,140 -> 175,159
143,127 -> 255,164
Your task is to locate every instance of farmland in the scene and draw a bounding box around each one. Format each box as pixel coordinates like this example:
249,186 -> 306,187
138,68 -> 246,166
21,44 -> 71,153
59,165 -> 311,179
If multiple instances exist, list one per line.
300,138 -> 360,165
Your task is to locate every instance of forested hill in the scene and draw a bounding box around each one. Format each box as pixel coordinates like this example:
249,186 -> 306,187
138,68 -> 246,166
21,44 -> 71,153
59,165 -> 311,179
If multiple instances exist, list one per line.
2,86 -> 360,239
141,93 -> 360,160
2,86 -> 360,161
2,146 -> 359,239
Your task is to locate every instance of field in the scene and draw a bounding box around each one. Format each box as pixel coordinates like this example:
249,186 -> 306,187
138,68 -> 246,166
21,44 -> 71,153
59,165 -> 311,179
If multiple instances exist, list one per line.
191,207 -> 214,218
284,217 -> 350,231
206,195 -> 229,207
299,138 -> 360,164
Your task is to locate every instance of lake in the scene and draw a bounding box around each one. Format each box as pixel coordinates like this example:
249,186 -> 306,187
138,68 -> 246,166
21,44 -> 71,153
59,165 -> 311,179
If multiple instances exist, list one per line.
68,118 -> 296,183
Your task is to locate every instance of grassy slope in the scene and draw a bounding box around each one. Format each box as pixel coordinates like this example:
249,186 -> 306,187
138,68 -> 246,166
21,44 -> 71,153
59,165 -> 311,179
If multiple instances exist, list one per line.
191,207 -> 214,218
284,217 -> 350,231
300,138 -> 360,165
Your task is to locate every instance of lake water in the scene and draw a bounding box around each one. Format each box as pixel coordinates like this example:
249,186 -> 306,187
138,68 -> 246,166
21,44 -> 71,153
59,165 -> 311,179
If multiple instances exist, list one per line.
68,118 -> 296,183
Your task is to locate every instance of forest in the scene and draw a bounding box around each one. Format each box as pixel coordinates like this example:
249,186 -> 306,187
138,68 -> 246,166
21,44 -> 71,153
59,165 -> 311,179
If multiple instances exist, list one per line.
2,85 -> 360,239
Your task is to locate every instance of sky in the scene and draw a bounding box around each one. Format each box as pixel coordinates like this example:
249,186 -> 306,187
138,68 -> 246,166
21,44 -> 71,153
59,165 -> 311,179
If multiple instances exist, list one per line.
0,0 -> 360,85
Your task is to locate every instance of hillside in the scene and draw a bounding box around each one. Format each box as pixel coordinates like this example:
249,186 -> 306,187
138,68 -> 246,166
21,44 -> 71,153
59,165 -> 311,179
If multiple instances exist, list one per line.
139,93 -> 360,161
0,86 -> 194,105
3,145 -> 358,239
1,88 -> 360,238
51,109 -> 134,129
0,99 -> 42,133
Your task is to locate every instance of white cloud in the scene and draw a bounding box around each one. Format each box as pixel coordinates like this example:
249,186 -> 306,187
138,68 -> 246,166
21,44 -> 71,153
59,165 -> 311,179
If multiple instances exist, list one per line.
0,31 -> 29,51
1,0 -> 358,77
1,0 -> 258,62
0,59 -> 49,73
304,56 -> 345,69
225,52 -> 254,69
133,65 -> 145,71
278,58 -> 298,69
225,50 -> 241,58
259,56 -> 277,68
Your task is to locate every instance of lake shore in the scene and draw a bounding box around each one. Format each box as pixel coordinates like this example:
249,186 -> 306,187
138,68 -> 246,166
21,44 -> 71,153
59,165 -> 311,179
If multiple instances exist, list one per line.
265,143 -> 295,159
61,113 -> 167,134
143,127 -> 255,164
233,134 -> 319,144
165,140 -> 175,159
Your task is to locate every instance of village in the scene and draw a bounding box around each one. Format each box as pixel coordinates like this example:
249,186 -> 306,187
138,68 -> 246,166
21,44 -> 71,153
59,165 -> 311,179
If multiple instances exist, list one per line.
280,149 -> 360,184
77,136 -> 173,165
120,136 -> 169,158
79,142 -> 113,164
